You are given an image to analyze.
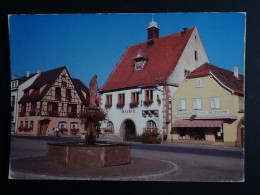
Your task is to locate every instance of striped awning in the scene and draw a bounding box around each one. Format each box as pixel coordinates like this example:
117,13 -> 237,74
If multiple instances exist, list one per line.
173,120 -> 223,128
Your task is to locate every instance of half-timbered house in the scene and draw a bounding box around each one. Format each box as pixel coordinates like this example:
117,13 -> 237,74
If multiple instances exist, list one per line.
17,66 -> 90,136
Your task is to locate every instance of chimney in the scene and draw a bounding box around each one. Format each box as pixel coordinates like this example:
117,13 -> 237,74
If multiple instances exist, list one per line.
37,70 -> 42,75
183,27 -> 188,32
233,65 -> 239,79
26,70 -> 30,77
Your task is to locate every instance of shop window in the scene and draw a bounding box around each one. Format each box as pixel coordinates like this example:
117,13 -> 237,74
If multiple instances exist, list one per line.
196,78 -> 202,88
192,98 -> 202,110
177,99 -> 186,111
105,94 -> 112,108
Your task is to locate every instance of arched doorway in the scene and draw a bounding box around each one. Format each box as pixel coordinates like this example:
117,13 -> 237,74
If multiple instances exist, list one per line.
120,119 -> 136,140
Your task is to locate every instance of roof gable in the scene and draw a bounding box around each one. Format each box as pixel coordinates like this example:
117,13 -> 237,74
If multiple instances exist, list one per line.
187,62 -> 244,95
100,27 -> 195,92
18,66 -> 89,104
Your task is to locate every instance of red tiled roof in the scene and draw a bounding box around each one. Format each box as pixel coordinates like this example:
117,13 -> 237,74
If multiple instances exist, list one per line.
187,62 -> 244,95
100,27 -> 195,92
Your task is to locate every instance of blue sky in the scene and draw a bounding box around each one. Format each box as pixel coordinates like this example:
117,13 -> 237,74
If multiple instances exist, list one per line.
9,13 -> 245,87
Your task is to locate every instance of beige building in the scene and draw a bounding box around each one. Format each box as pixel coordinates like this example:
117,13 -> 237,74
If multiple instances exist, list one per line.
170,63 -> 244,147
17,66 -> 90,136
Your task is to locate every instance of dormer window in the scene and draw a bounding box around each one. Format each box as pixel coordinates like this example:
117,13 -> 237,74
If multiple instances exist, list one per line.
132,48 -> 148,71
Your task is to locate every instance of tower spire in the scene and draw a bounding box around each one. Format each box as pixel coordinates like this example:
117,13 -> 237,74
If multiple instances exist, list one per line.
147,14 -> 159,40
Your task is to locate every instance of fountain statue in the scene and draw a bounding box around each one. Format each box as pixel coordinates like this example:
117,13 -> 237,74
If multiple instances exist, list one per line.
47,74 -> 130,167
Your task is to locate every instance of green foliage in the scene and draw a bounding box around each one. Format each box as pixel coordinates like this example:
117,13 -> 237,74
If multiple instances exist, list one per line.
124,132 -> 162,144
141,132 -> 162,144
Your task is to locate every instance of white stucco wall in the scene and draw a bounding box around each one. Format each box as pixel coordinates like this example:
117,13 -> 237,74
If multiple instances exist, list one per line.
13,74 -> 39,133
167,27 -> 209,86
100,86 -> 166,136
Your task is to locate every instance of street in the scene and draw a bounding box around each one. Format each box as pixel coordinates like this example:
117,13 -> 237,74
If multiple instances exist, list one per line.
9,135 -> 244,181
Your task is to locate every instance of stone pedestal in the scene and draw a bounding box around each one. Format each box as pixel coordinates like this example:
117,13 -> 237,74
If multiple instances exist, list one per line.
47,141 -> 131,167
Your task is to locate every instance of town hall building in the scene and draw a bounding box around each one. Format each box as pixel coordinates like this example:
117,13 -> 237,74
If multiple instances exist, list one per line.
99,19 -> 209,140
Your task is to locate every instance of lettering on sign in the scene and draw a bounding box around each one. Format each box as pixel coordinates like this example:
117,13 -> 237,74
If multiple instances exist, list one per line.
175,110 -> 230,116
122,109 -> 135,113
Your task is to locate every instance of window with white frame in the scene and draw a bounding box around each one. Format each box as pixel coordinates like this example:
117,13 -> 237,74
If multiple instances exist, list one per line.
192,98 -> 202,110
177,99 -> 186,111
107,121 -> 114,131
210,97 -> 220,109
196,78 -> 203,88
58,121 -> 67,129
146,120 -> 157,130
70,122 -> 78,130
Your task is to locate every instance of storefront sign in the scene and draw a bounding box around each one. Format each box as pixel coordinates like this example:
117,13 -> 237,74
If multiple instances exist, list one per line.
122,109 -> 135,113
175,110 -> 230,116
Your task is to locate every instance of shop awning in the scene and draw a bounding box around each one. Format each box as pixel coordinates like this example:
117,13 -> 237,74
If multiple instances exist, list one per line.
172,120 -> 223,128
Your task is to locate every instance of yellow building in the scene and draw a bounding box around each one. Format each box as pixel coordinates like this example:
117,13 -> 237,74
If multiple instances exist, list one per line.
170,63 -> 244,147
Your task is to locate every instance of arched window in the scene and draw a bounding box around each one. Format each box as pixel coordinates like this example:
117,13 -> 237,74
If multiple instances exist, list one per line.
105,121 -> 114,133
70,122 -> 78,130
146,120 -> 157,132
58,121 -> 67,129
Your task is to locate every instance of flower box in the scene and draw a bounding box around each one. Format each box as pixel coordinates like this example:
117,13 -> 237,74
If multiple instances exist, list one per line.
70,128 -> 79,135
143,100 -> 153,106
105,104 -> 112,108
116,103 -> 125,108
130,102 -> 139,108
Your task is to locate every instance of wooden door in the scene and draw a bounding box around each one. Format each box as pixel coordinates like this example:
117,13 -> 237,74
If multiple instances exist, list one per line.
40,123 -> 48,135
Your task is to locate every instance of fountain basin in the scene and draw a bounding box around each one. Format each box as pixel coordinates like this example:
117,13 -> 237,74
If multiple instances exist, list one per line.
47,141 -> 131,167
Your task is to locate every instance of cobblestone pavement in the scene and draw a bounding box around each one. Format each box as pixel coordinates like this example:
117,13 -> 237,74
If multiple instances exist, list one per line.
9,136 -> 244,181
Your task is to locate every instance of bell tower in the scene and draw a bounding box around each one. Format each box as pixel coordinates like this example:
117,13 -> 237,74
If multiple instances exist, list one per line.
147,16 -> 159,40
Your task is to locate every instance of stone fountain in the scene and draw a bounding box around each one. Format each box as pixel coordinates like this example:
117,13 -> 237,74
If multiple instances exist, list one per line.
47,75 -> 131,167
